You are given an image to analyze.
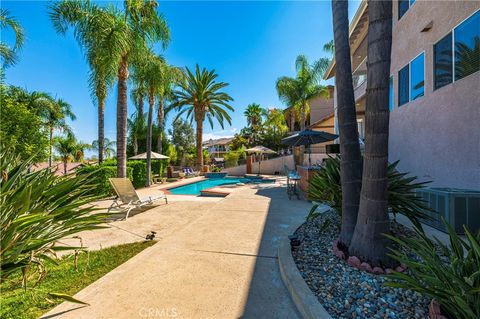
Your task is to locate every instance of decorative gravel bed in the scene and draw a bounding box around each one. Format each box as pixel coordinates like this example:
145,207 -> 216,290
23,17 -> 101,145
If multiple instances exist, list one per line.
291,210 -> 430,319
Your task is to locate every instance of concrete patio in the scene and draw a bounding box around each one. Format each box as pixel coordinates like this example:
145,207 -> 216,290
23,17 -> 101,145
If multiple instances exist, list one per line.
42,181 -> 312,318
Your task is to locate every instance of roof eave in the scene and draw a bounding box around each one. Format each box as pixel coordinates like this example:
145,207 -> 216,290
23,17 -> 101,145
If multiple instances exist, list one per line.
323,0 -> 368,80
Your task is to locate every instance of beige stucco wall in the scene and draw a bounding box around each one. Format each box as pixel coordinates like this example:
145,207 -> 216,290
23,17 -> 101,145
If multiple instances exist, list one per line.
309,88 -> 334,124
389,1 -> 480,189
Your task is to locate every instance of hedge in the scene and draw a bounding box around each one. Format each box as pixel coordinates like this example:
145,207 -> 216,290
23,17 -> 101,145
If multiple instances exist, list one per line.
78,159 -> 168,195
127,160 -> 147,188
76,165 -> 133,196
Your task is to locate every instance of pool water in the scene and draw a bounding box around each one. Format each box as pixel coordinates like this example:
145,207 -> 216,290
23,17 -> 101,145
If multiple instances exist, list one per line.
168,177 -> 267,195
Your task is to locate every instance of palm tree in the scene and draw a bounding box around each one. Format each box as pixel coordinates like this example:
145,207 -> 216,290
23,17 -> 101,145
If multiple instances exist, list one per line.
276,55 -> 329,165
114,0 -> 169,178
244,103 -> 264,144
127,106 -> 146,156
92,138 -> 116,159
50,1 -> 120,165
0,9 -> 25,68
264,108 -> 288,151
332,0 -> 363,249
54,133 -> 88,174
35,94 -> 76,167
156,65 -> 183,155
349,0 -> 393,265
132,50 -> 166,186
50,0 -> 170,178
173,65 -> 234,168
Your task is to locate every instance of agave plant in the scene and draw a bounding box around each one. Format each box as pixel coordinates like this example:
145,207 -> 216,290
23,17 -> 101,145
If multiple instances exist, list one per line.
0,147 -> 107,284
308,156 -> 432,228
385,222 -> 480,319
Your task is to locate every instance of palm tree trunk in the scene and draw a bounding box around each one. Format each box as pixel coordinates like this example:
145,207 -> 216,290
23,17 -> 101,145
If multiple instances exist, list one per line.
332,0 -> 363,249
138,93 -> 144,118
133,137 -> 138,155
116,56 -> 129,178
349,0 -> 393,266
63,158 -> 67,175
195,119 -> 204,168
157,98 -> 164,154
145,89 -> 154,187
49,126 -> 53,167
97,98 -> 105,164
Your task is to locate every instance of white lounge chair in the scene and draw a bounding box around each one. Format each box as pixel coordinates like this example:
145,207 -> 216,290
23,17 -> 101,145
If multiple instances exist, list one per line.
107,178 -> 168,220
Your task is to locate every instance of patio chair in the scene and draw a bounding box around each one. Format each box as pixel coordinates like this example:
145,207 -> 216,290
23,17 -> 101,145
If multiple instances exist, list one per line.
284,165 -> 300,200
183,167 -> 200,177
107,178 -> 168,220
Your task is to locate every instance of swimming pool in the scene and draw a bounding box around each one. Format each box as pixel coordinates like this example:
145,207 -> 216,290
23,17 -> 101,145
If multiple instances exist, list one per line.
168,177 -> 270,195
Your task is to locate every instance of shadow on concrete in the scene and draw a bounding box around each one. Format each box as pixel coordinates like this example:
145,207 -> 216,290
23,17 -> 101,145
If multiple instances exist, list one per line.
238,185 -> 312,318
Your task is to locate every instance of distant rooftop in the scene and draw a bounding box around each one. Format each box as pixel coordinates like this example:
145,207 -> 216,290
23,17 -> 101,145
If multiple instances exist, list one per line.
203,137 -> 234,147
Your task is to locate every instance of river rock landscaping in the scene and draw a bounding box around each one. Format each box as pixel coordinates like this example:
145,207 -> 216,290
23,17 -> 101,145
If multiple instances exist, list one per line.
291,210 -> 430,319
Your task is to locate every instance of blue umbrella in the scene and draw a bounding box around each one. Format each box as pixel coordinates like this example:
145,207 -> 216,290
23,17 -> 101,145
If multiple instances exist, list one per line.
281,129 -> 338,166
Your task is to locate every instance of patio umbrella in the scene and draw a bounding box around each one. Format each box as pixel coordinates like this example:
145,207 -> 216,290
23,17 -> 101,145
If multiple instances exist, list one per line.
281,129 -> 338,166
128,152 -> 169,160
245,146 -> 277,175
129,152 -> 170,178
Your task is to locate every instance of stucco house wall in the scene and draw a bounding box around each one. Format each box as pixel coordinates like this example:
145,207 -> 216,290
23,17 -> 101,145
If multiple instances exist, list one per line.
389,1 -> 480,189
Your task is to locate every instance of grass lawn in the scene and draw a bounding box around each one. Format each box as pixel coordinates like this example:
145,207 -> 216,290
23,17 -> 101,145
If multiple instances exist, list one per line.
0,241 -> 156,319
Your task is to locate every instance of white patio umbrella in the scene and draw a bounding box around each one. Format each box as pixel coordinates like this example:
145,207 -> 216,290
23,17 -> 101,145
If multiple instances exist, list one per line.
245,146 -> 277,175
128,152 -> 169,160
129,152 -> 170,178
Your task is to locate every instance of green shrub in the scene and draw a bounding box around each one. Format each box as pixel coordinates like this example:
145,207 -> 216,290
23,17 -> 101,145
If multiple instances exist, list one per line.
308,156 -> 432,227
308,157 -> 341,213
0,149 -> 106,282
101,158 -> 117,166
166,178 -> 178,182
224,150 -> 241,167
151,160 -> 167,177
127,160 -> 146,188
385,222 -> 480,319
77,165 -> 133,196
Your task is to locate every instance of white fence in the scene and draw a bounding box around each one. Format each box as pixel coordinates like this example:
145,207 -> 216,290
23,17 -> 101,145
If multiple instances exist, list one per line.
222,154 -> 329,176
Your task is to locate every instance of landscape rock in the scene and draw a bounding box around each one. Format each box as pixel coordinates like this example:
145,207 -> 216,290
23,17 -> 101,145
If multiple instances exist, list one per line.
291,210 -> 430,319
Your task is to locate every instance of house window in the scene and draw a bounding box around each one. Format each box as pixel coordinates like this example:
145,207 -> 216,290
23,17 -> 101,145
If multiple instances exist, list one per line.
434,33 -> 453,90
454,11 -> 480,81
398,0 -> 409,19
410,53 -> 425,100
398,65 -> 409,106
433,11 -> 480,90
389,76 -> 394,111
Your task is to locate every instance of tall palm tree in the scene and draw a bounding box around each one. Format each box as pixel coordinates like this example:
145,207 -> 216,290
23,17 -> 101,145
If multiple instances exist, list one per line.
51,0 -> 170,177
92,138 -> 116,159
332,0 -> 363,249
173,65 -> 234,168
349,0 -> 393,265
156,64 -> 183,155
0,9 -> 25,68
114,0 -> 169,178
132,50 -> 166,186
50,1 -> 120,165
244,103 -> 264,145
276,55 -> 329,164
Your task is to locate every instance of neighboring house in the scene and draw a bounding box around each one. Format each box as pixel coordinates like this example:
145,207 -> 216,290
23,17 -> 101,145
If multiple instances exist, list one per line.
284,85 -> 335,153
32,162 -> 87,176
202,137 -> 234,159
325,1 -> 480,189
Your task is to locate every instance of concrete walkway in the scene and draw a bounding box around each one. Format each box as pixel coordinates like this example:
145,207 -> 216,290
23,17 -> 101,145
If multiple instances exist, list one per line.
42,183 -> 312,319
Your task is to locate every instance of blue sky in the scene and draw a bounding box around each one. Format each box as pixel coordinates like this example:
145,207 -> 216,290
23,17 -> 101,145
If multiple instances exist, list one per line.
3,1 -> 360,157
